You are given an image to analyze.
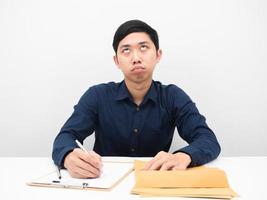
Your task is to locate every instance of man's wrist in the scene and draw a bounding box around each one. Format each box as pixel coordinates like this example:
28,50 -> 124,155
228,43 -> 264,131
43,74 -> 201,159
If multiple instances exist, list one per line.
173,151 -> 192,167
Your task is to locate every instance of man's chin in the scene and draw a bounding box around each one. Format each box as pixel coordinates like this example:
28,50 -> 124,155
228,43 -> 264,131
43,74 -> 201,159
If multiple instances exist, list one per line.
128,76 -> 152,84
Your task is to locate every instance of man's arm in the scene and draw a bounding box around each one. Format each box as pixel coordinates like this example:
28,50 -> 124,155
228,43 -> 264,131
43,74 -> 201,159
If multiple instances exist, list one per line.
52,86 -> 99,168
171,86 -> 221,167
143,85 -> 220,170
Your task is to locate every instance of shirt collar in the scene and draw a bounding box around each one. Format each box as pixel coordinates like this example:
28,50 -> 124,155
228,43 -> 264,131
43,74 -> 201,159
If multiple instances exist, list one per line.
116,80 -> 157,104
116,81 -> 131,101
143,81 -> 157,104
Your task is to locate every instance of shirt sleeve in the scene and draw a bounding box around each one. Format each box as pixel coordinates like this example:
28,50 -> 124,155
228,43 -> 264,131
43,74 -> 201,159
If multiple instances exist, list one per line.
170,85 -> 221,167
52,86 -> 98,167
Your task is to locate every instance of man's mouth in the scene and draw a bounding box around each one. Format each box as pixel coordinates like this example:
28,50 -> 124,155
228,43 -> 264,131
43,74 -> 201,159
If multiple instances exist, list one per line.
131,66 -> 145,72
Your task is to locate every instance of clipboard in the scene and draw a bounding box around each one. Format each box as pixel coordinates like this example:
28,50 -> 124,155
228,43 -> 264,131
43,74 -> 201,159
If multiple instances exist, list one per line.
27,161 -> 134,191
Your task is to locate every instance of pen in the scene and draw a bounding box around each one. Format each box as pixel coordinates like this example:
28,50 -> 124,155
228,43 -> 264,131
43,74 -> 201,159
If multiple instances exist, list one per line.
75,139 -> 102,172
56,166 -> 61,179
75,139 -> 89,154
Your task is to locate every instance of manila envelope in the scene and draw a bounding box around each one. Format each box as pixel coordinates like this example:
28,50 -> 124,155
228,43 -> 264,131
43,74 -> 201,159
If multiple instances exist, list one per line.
131,160 -> 238,199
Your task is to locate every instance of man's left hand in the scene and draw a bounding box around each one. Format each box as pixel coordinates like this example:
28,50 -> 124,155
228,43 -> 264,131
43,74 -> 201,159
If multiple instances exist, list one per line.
143,151 -> 191,171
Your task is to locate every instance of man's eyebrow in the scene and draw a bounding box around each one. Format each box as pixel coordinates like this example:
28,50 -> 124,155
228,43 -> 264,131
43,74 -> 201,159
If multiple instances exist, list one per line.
119,44 -> 131,49
138,41 -> 149,45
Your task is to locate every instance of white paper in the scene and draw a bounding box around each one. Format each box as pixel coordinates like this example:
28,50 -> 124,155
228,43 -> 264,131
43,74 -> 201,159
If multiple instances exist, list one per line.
30,162 -> 133,189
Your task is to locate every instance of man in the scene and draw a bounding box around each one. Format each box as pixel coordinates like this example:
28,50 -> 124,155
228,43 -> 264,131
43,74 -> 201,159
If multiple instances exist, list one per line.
52,19 -> 221,178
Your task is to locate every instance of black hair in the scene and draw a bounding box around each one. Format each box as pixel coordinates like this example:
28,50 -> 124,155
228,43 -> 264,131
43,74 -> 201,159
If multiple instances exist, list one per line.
112,19 -> 159,53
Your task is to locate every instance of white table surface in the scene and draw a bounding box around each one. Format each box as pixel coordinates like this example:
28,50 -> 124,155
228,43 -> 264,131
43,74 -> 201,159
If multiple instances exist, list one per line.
1,156 -> 266,200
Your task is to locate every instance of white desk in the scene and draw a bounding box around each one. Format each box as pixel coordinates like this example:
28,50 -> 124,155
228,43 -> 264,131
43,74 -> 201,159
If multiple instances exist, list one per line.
1,156 -> 266,200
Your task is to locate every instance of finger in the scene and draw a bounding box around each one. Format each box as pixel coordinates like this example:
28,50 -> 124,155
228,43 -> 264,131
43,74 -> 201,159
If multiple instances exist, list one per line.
77,150 -> 102,169
73,148 -> 101,166
68,161 -> 98,178
142,156 -> 161,170
74,155 -> 101,176
145,152 -> 172,170
148,157 -> 166,170
142,152 -> 164,170
89,150 -> 103,167
68,170 -> 83,178
90,150 -> 102,160
73,165 -> 100,178
142,159 -> 155,170
66,161 -> 89,179
172,164 -> 187,170
72,149 -> 101,174
157,151 -> 168,157
69,168 -> 95,179
160,161 -> 176,171
74,156 -> 101,176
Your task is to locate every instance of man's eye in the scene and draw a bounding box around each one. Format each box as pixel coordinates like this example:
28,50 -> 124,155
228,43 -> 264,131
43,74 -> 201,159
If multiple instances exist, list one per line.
140,45 -> 148,51
122,48 -> 130,53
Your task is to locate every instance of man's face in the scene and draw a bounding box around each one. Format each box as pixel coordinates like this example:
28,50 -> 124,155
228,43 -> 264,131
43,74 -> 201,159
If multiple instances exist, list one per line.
114,32 -> 162,84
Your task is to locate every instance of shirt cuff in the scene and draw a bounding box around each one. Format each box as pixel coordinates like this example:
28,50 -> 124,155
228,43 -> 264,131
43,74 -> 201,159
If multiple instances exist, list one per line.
56,146 -> 76,168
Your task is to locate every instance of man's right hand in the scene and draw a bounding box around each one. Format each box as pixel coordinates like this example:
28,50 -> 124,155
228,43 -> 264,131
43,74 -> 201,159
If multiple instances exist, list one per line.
64,148 -> 102,178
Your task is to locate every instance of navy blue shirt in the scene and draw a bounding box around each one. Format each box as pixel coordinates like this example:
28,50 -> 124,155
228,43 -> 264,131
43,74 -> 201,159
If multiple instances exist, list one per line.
52,80 -> 220,167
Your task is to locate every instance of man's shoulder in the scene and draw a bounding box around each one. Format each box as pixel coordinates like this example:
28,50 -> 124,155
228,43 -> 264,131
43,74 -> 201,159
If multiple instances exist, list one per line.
86,81 -> 121,91
79,81 -> 121,102
82,81 -> 122,98
91,81 -> 119,89
153,80 -> 191,106
153,80 -> 185,94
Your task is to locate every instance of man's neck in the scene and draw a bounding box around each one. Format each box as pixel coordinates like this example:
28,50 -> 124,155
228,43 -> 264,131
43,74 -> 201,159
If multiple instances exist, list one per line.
125,79 -> 152,106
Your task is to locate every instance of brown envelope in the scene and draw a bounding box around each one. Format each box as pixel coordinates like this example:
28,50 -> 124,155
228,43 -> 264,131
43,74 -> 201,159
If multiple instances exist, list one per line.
132,187 -> 238,199
131,160 -> 238,199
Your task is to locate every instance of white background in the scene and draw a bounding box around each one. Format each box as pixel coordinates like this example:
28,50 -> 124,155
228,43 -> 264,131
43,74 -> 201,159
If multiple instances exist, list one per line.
0,0 -> 266,156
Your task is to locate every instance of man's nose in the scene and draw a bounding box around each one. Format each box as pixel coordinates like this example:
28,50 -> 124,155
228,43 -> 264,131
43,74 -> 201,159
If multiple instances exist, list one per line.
132,50 -> 142,65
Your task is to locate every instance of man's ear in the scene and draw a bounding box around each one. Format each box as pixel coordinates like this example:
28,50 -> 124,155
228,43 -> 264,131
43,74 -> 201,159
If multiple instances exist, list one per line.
156,49 -> 162,63
113,55 -> 120,68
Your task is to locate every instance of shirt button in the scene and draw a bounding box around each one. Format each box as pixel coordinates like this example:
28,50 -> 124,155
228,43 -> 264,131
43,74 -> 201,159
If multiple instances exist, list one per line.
136,107 -> 140,111
133,128 -> 138,133
131,148 -> 135,152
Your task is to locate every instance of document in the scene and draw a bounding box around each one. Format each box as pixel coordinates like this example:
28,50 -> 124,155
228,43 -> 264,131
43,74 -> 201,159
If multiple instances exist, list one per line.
131,160 -> 238,199
27,161 -> 133,190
